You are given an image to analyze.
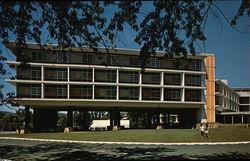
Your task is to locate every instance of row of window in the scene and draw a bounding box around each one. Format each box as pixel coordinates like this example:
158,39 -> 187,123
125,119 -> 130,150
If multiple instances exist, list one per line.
18,51 -> 202,71
17,68 -> 202,86
17,84 -> 202,102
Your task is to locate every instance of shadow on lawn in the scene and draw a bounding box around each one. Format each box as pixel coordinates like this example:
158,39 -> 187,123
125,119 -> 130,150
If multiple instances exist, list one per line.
0,143 -> 249,160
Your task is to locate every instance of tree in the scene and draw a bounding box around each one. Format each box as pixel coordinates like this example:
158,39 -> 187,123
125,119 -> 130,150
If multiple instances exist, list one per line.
73,111 -> 92,131
0,1 -> 249,109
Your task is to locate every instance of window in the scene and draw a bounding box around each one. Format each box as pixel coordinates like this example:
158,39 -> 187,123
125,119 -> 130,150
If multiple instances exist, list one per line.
164,88 -> 181,101
106,55 -> 119,65
31,85 -> 41,98
129,72 -> 139,83
31,67 -> 41,80
239,105 -> 249,112
142,88 -> 160,100
119,71 -> 139,84
70,85 -> 92,99
171,59 -> 181,69
239,97 -> 249,104
185,89 -> 201,102
95,70 -> 116,83
107,70 -> 116,82
82,69 -> 92,82
57,52 -> 69,63
83,53 -> 94,64
142,72 -> 160,85
57,68 -> 67,81
150,58 -> 160,68
119,87 -> 139,100
164,73 -> 181,85
129,57 -> 139,66
185,75 -> 201,86
32,51 -> 45,62
95,86 -> 116,99
190,60 -> 201,71
57,86 -> 67,98
17,84 -> 41,98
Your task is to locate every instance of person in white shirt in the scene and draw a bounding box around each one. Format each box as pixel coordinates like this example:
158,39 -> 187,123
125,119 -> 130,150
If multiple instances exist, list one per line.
199,123 -> 205,141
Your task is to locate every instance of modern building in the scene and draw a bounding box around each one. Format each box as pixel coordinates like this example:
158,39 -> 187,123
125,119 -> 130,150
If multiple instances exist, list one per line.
232,87 -> 250,123
215,80 -> 250,124
4,41 -> 219,132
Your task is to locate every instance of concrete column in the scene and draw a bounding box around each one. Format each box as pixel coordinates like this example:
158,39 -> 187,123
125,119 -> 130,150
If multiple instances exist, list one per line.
231,115 -> 234,124
160,72 -> 164,85
181,73 -> 185,86
32,108 -> 38,132
139,71 -> 142,101
41,66 -> 44,99
117,86 -> 119,100
109,111 -> 114,129
92,68 -> 95,82
67,84 -> 70,99
161,88 -> 164,101
116,69 -> 119,100
67,109 -> 73,127
116,69 -> 119,83
41,66 -> 44,81
114,111 -> 120,126
41,83 -> 44,99
241,115 -> 244,123
181,73 -> 185,102
92,85 -> 95,99
37,109 -> 58,132
224,115 -> 226,124
67,66 -> 70,82
139,71 -> 142,85
112,110 -> 120,130
24,106 -> 30,130
139,86 -> 142,101
147,112 -> 152,128
181,88 -> 185,102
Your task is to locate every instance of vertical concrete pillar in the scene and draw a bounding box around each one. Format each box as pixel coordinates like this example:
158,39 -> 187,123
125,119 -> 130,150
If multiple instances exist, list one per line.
146,112 -> 152,128
139,71 -> 142,101
231,115 -> 234,124
41,83 -> 44,99
33,108 -> 38,132
114,111 -> 120,126
24,106 -> 30,130
109,111 -> 114,130
67,109 -> 73,127
241,115 -> 244,123
92,68 -> 95,100
110,110 -> 120,130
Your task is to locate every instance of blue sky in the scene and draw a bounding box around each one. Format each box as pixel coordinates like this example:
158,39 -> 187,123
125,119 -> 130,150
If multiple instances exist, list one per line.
0,1 -> 249,112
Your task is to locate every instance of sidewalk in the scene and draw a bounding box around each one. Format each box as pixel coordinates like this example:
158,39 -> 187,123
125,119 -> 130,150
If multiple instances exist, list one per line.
1,137 -> 249,146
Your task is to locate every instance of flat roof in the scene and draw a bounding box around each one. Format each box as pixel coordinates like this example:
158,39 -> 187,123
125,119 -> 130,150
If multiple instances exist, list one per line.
3,41 -> 206,59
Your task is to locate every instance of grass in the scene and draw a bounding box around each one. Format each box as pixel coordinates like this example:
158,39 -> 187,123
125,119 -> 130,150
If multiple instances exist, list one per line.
0,126 -> 249,143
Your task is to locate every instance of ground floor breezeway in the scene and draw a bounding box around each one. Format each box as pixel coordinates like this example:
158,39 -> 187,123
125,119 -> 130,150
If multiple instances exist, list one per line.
21,106 -> 202,133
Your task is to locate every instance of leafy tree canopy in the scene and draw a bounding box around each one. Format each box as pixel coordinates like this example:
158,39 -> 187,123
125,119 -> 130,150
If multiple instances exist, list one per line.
0,0 -> 249,110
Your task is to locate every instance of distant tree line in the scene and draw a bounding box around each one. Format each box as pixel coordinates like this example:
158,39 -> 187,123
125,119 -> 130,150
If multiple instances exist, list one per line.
0,109 -> 25,131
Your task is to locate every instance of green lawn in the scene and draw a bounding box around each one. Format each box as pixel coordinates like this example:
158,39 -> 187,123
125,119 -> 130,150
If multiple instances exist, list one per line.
0,126 -> 249,143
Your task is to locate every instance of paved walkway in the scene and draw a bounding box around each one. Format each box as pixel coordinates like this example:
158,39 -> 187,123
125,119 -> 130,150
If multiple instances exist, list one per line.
0,137 -> 249,145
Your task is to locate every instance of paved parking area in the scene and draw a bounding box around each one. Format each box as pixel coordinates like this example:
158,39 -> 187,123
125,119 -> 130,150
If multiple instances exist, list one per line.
0,138 -> 249,160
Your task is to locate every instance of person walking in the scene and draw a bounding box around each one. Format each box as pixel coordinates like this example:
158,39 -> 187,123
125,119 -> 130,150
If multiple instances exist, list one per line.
204,123 -> 210,141
199,123 -> 205,141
